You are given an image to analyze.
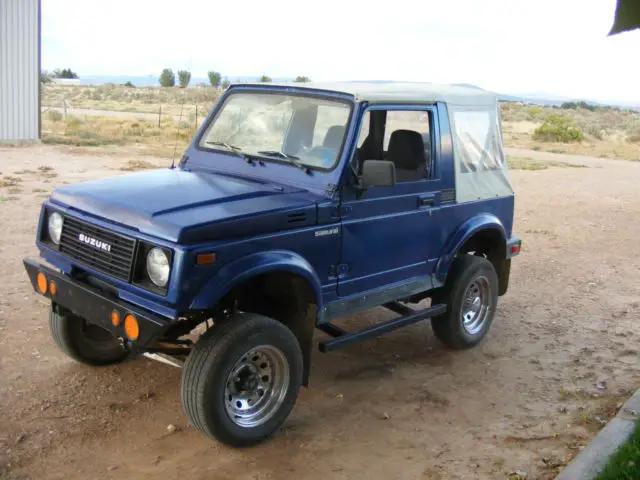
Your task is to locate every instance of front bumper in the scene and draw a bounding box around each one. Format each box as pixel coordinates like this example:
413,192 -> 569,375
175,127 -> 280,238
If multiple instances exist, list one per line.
23,257 -> 174,348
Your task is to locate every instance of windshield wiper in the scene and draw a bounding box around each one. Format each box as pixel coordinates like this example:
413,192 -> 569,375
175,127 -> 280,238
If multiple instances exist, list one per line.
205,141 -> 257,164
206,141 -> 242,151
256,150 -> 310,174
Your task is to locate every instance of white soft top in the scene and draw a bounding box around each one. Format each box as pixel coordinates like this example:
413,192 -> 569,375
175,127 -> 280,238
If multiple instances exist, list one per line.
234,81 -> 498,107
231,80 -> 512,203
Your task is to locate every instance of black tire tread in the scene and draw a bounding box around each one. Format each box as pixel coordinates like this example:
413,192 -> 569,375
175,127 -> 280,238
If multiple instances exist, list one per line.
181,313 -> 302,446
48,309 -> 128,366
431,255 -> 498,349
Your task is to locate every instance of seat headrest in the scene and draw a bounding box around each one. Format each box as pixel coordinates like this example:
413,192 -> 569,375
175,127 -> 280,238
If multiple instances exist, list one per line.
323,125 -> 345,150
387,130 -> 425,169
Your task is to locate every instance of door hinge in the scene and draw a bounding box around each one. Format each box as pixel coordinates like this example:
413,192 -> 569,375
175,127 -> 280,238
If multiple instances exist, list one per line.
325,183 -> 338,197
341,205 -> 353,215
337,263 -> 350,277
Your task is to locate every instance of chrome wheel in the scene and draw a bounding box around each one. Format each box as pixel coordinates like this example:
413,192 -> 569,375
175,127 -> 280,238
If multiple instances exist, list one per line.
224,345 -> 290,428
461,276 -> 491,335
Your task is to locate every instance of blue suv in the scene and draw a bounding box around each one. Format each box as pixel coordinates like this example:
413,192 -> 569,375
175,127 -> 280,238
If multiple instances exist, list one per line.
24,81 -> 521,446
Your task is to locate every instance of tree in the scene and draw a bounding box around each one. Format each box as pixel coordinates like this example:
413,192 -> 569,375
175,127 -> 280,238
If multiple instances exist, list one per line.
221,76 -> 231,89
258,75 -> 272,83
609,0 -> 640,35
40,70 -> 53,84
208,71 -> 221,88
159,68 -> 176,87
294,76 -> 311,83
53,68 -> 78,79
177,70 -> 191,87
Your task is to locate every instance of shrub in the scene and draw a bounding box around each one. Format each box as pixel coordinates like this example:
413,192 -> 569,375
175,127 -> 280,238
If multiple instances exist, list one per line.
40,70 -> 53,84
295,76 -> 311,83
47,110 -> 63,122
583,124 -> 605,140
123,81 -> 135,88
524,105 -> 544,120
628,133 -> 640,143
533,115 -> 584,142
258,75 -> 272,83
53,68 -> 79,79
208,71 -> 221,88
178,70 -> 191,88
159,69 -> 176,87
222,77 -> 231,89
561,101 -> 597,112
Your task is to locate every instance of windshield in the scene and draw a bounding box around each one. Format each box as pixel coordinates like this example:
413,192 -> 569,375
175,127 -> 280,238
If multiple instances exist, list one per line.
198,92 -> 352,171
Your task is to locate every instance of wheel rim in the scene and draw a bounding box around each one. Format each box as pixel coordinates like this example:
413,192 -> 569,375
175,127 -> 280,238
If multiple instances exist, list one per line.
224,345 -> 290,428
461,276 -> 491,335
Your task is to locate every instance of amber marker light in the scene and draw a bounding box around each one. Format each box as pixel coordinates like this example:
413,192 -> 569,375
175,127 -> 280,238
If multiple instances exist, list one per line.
111,310 -> 121,327
49,281 -> 57,296
124,314 -> 139,341
36,272 -> 47,294
197,253 -> 217,265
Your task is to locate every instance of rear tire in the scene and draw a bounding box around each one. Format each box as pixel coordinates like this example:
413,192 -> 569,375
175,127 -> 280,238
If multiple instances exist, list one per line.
431,255 -> 499,349
49,308 -> 129,366
181,313 -> 303,447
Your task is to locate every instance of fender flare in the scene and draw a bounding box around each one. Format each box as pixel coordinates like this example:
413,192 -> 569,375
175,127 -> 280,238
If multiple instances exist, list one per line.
189,250 -> 323,312
435,213 -> 507,282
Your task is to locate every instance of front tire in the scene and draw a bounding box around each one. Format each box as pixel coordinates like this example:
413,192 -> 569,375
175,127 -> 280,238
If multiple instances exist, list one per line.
181,313 -> 303,447
49,308 -> 129,366
431,255 -> 499,349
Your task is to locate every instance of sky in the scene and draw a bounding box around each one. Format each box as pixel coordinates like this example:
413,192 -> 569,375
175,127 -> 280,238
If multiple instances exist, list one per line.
42,0 -> 640,103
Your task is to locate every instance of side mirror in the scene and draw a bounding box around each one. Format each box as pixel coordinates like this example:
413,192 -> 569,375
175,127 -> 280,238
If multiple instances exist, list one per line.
361,160 -> 396,188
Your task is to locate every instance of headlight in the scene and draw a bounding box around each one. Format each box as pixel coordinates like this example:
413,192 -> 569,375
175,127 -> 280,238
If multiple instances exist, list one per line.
146,247 -> 170,287
48,212 -> 63,245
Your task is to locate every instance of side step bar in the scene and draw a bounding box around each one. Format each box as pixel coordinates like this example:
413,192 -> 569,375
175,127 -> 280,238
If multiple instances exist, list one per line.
318,302 -> 446,353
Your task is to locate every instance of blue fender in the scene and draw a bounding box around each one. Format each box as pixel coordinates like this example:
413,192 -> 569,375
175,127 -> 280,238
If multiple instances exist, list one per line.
189,250 -> 323,311
435,213 -> 506,282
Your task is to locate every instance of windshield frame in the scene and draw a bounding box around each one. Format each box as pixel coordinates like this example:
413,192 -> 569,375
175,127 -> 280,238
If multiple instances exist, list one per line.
194,89 -> 355,174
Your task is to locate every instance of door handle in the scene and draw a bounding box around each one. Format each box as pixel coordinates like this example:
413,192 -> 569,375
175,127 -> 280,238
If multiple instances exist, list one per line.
419,197 -> 435,208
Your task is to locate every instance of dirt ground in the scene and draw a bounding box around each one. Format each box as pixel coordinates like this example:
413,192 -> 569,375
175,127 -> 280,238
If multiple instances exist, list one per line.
1,145 -> 639,480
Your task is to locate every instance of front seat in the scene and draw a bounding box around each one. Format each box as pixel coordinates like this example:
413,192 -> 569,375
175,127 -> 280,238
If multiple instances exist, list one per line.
386,129 -> 426,182
322,125 -> 345,150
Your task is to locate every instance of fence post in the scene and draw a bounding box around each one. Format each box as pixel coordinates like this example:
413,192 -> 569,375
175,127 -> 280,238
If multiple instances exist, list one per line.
195,105 -> 198,127
158,105 -> 162,127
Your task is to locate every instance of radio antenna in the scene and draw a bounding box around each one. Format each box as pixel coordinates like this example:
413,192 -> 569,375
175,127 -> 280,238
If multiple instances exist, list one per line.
171,56 -> 193,169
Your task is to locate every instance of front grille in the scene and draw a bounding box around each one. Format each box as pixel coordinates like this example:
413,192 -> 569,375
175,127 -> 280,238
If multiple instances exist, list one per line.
59,216 -> 137,282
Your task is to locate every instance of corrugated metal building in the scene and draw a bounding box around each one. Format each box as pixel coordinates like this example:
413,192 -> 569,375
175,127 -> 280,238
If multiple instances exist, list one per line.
0,0 -> 41,142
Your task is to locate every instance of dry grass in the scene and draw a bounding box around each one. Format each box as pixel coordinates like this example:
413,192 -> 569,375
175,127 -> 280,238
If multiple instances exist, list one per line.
41,114 -> 197,158
507,156 -> 587,170
42,84 -> 640,161
43,84 -> 220,117
501,102 -> 640,161
0,176 -> 23,187
120,159 -> 160,171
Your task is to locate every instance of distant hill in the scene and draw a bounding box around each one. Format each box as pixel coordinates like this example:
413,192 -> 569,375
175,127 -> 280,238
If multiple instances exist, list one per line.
74,75 -> 640,110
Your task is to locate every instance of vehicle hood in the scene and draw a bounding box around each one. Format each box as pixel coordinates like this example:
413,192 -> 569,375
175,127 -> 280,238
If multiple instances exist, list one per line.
50,168 -> 320,243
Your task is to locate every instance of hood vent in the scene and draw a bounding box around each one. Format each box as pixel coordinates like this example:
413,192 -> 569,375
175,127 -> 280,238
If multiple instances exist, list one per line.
287,211 -> 307,224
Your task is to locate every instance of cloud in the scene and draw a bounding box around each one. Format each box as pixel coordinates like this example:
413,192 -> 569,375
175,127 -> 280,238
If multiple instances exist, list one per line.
42,0 -> 640,102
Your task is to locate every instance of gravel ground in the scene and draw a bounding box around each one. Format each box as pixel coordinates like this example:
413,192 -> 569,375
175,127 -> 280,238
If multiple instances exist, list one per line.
0,144 -> 639,480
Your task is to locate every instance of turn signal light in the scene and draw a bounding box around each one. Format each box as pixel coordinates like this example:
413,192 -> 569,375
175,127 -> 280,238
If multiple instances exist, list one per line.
124,314 -> 139,341
111,310 -> 121,327
36,272 -> 47,294
49,281 -> 57,296
196,253 -> 217,265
